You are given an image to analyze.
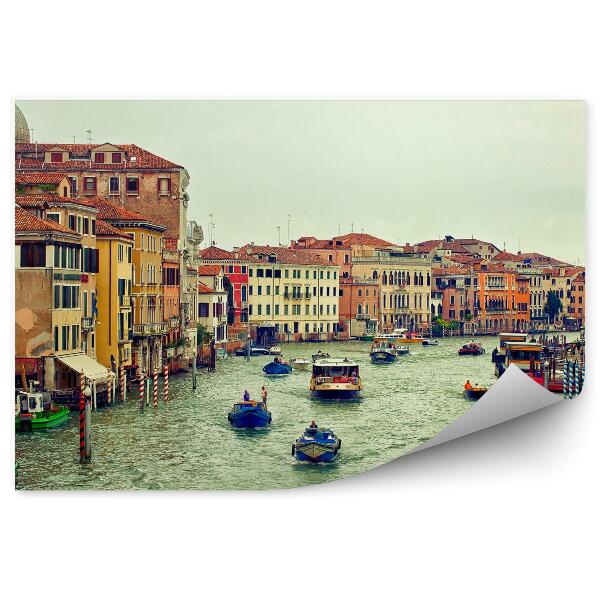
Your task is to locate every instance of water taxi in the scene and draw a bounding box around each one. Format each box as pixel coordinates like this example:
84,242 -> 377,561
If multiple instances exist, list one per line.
370,342 -> 398,363
374,328 -> 425,344
292,424 -> 341,463
290,357 -> 311,371
422,339 -> 440,346
396,345 -> 410,356
458,341 -> 485,356
496,342 -> 543,376
491,333 -> 528,369
228,400 -> 271,428
310,358 -> 362,399
15,384 -> 70,432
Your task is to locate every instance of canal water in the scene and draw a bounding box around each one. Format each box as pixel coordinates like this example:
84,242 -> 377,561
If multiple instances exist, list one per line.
15,337 -> 517,490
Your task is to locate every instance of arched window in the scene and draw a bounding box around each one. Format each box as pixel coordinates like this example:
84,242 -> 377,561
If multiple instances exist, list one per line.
372,270 -> 378,280
357,303 -> 362,315
358,288 -> 362,297
382,272 -> 388,285
407,273 -> 411,285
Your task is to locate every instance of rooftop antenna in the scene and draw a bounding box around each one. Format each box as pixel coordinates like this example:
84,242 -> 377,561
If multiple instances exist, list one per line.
518,237 -> 521,252
287,214 -> 292,245
208,213 -> 214,246
85,129 -> 93,143
277,226 -> 281,245
338,223 -> 341,235
351,222 -> 354,233
72,136 -> 76,144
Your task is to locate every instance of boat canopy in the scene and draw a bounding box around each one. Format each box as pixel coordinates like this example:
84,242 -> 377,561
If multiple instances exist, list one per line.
499,333 -> 528,347
57,353 -> 111,382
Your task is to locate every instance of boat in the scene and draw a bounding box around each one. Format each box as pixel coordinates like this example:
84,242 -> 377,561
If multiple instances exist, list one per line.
216,348 -> 228,360
15,384 -> 70,432
310,358 -> 362,399
234,345 -> 271,357
491,333 -> 528,369
290,357 -> 311,371
496,342 -> 544,376
312,350 -> 331,362
458,341 -> 485,356
292,424 -> 341,463
422,339 -> 439,346
395,345 -> 410,356
228,400 -> 271,428
370,342 -> 398,363
268,346 -> 282,355
263,360 -> 292,376
463,386 -> 488,400
374,328 -> 425,344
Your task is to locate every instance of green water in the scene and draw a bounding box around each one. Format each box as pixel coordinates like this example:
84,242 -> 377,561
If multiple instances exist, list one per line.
15,337 -> 506,490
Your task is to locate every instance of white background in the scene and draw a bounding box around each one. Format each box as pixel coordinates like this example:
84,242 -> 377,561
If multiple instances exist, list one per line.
0,2 -> 597,598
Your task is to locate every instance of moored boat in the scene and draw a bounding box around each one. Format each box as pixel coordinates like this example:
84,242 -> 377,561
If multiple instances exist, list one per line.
310,358 -> 362,399
370,342 -> 398,363
234,345 -> 271,357
395,345 -> 410,356
496,342 -> 543,376
228,401 -> 272,428
312,350 -> 331,362
422,339 -> 439,346
263,359 -> 292,376
268,346 -> 282,355
15,385 -> 70,432
458,341 -> 485,356
463,386 -> 488,400
290,357 -> 311,371
292,423 -> 341,463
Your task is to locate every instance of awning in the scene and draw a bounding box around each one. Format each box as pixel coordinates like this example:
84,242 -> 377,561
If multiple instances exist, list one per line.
57,353 -> 111,382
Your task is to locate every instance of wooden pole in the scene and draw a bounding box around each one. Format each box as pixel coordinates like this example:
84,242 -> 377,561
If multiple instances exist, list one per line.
79,371 -> 85,462
153,369 -> 158,408
120,365 -> 125,402
192,351 -> 197,390
139,371 -> 145,410
164,364 -> 169,403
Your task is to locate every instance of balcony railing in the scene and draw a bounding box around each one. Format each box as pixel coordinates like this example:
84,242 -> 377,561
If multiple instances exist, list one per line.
132,322 -> 168,336
82,316 -> 94,330
169,316 -> 179,328
119,295 -> 130,307
356,313 -> 376,320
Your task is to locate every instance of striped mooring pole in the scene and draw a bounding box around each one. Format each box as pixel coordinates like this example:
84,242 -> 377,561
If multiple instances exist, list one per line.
567,361 -> 573,400
139,371 -> 145,410
79,370 -> 85,462
562,362 -> 568,400
153,368 -> 158,408
120,365 -> 125,402
164,364 -> 169,402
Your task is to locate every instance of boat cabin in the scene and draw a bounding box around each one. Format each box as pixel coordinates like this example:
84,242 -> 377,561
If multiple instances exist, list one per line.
16,389 -> 51,415
499,333 -> 528,350
504,342 -> 543,372
312,358 -> 359,379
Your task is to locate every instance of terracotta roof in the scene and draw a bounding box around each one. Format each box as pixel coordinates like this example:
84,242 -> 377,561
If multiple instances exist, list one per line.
15,194 -> 97,212
95,220 -> 134,240
15,143 -> 183,171
15,206 -> 79,236
198,283 -> 215,294
163,238 -> 179,252
432,266 -> 470,276
16,172 -> 68,185
518,252 -> 570,266
199,245 -> 237,260
291,237 -> 352,250
15,197 -> 50,209
335,232 -> 395,247
86,197 -> 165,229
198,265 -> 222,276
491,251 -> 521,262
543,266 -> 584,277
444,254 -> 481,265
239,244 -> 332,266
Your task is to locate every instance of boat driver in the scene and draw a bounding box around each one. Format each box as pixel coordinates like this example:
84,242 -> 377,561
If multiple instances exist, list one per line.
464,380 -> 473,391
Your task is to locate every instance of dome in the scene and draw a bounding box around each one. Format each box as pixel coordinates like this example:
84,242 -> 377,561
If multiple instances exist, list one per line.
15,104 -> 30,143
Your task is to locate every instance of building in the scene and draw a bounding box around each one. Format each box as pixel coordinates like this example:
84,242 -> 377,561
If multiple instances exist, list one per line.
569,272 -> 585,329
95,220 -> 134,372
88,197 -> 167,374
197,265 -> 228,344
432,266 -> 478,335
15,207 -> 111,398
240,245 -> 340,342
162,237 -> 183,369
199,244 -> 250,333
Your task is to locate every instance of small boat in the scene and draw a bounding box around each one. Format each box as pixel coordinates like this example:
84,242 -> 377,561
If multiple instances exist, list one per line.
374,328 -> 425,344
268,346 -> 282,355
463,386 -> 488,400
292,425 -> 341,463
234,345 -> 271,357
216,348 -> 228,359
458,342 -> 485,356
422,339 -> 439,346
395,345 -> 410,356
263,360 -> 292,376
311,358 -> 362,399
370,343 -> 398,363
312,350 -> 331,362
15,385 -> 70,432
228,401 -> 271,428
290,357 -> 311,371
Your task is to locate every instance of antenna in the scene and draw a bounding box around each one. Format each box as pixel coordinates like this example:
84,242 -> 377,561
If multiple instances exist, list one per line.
85,129 -> 93,143
277,226 -> 281,245
73,136 -> 76,144
338,224 -> 341,235
287,214 -> 292,245
351,222 -> 354,233
208,213 -> 214,246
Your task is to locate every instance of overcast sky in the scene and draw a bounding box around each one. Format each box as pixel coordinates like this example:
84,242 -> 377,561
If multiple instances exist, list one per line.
18,100 -> 586,264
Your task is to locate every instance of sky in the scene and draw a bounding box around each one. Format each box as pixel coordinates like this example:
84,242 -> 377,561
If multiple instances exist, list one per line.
18,100 -> 586,264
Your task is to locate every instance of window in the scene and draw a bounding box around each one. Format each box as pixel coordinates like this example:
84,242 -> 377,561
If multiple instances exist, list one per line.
109,177 -> 120,194
91,219 -> 96,235
127,246 -> 132,263
95,152 -> 105,164
62,326 -> 68,351
50,152 -> 63,163
71,324 -> 79,349
118,244 -> 124,262
84,177 -> 96,193
70,177 -> 78,195
126,177 -> 139,194
20,243 -> 46,267
112,152 -> 122,164
54,327 -> 59,352
158,177 -> 171,195
241,265 -> 247,274
83,217 -> 89,234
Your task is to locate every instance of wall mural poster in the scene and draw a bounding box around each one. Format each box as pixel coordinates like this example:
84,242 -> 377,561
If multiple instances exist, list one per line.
14,100 -> 586,490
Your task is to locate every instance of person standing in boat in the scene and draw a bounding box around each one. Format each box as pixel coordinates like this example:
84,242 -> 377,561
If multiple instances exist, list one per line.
243,390 -> 250,402
464,380 -> 473,391
260,386 -> 268,405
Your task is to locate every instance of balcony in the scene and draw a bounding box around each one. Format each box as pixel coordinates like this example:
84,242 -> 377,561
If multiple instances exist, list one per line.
169,316 -> 179,328
119,294 -> 130,307
356,313 -> 376,321
132,322 -> 168,336
82,316 -> 94,330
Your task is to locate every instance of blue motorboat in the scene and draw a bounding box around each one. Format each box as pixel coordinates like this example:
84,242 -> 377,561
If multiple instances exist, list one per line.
370,343 -> 398,363
292,425 -> 341,463
228,401 -> 272,428
263,360 -> 292,376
